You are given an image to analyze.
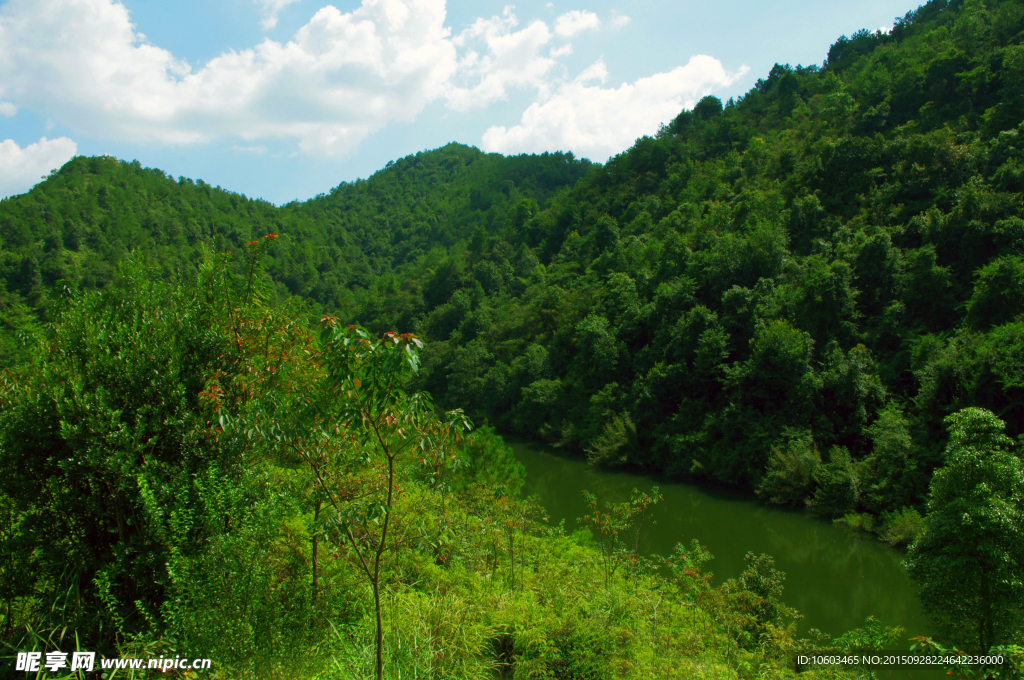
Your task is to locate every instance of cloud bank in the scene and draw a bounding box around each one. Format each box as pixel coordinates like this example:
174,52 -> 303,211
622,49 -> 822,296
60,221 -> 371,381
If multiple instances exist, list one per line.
447,6 -> 559,110
483,56 -> 748,162
0,0 -> 459,156
259,0 -> 300,30
554,10 -> 600,37
0,0 -> 745,166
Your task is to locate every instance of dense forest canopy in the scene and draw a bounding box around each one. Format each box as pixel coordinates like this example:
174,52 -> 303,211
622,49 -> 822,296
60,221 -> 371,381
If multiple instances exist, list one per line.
5,0 -> 1021,514
2,0 -> 1024,672
0,144 -> 590,349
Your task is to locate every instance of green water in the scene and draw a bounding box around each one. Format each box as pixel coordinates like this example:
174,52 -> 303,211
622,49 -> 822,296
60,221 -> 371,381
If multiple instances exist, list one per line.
510,437 -> 943,679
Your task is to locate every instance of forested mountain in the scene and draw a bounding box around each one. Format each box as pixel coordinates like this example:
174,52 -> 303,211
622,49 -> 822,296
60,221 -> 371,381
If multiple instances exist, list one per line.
0,145 -> 590,362
394,0 -> 1024,520
2,0 -> 1024,520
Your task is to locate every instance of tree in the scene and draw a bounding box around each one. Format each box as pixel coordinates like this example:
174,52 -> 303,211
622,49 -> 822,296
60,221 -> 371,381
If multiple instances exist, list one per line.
861,404 -> 916,513
810,447 -> 858,519
720,552 -> 800,652
966,256 -> 1024,330
0,252 -> 277,651
448,424 -> 526,495
731,552 -> 799,627
756,432 -> 821,507
577,487 -> 662,587
906,407 -> 1024,652
257,322 -> 470,680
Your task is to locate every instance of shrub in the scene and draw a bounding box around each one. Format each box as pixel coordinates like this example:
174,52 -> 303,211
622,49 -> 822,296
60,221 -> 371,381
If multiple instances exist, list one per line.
451,424 -> 526,495
810,447 -> 859,518
756,433 -> 821,507
878,507 -> 925,547
834,512 -> 875,533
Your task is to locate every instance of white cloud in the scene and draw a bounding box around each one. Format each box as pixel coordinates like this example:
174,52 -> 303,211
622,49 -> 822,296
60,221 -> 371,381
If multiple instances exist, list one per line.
0,137 -> 77,199
446,6 -> 559,110
0,0 -> 459,156
482,55 -> 749,162
573,59 -> 607,85
610,14 -> 631,29
231,144 -> 269,155
0,0 -> 743,163
259,0 -> 300,30
553,9 -> 599,37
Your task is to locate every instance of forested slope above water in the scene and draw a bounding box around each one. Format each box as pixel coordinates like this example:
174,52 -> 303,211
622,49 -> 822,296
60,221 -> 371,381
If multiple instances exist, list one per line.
399,0 -> 1024,520
2,0 -> 1024,523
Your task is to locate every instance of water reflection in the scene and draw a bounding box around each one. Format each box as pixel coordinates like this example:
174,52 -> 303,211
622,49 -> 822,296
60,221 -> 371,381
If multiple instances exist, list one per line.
510,438 -> 943,680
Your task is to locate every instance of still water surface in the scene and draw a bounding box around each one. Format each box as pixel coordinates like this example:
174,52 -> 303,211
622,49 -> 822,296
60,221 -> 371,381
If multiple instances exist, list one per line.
509,437 -> 942,679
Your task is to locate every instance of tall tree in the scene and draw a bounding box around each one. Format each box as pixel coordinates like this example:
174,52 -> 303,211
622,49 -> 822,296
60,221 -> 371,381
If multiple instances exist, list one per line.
253,321 -> 470,680
906,407 -> 1024,651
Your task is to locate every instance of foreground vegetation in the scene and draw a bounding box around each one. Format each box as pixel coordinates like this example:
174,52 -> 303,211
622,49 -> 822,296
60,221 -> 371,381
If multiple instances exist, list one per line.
1,254 -> 915,678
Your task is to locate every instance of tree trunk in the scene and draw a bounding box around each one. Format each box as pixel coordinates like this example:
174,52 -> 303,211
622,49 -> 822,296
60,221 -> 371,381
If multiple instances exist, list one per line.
312,499 -> 321,606
980,575 -> 993,653
374,579 -> 384,680
372,448 -> 397,680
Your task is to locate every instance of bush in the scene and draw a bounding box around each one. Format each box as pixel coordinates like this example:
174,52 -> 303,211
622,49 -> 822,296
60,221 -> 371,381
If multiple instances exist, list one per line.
0,260 -> 231,649
834,512 -> 875,533
756,433 -> 821,507
451,424 -> 526,494
810,447 -> 859,519
878,507 -> 925,547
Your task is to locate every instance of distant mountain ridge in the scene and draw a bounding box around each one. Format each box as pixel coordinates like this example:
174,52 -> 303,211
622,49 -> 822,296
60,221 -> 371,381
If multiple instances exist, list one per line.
0,144 -> 591,358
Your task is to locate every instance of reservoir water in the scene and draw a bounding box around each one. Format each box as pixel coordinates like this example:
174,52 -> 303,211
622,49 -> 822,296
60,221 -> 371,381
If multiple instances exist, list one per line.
509,437 -> 943,679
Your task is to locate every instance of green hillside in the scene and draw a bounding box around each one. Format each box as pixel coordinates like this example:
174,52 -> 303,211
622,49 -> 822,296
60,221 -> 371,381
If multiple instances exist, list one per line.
1,0 -> 1022,519
395,0 -> 1024,517
0,145 -> 590,362
3,0 -> 1024,515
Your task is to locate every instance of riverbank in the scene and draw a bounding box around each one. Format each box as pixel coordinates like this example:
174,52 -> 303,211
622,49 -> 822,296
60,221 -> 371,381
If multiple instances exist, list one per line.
507,436 -> 945,678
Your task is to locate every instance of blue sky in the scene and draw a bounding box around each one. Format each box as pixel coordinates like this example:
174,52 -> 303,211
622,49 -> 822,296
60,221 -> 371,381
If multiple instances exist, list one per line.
0,0 -> 920,204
